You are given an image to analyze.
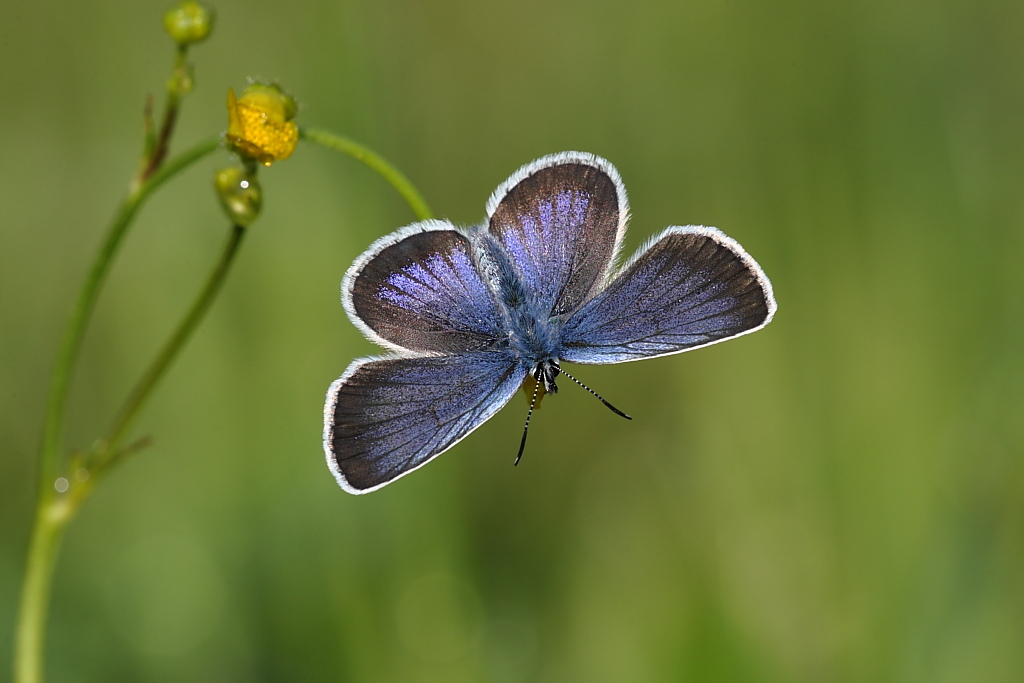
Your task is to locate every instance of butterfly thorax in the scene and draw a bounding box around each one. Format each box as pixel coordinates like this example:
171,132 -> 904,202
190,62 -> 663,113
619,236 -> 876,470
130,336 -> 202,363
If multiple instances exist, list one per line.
475,232 -> 564,379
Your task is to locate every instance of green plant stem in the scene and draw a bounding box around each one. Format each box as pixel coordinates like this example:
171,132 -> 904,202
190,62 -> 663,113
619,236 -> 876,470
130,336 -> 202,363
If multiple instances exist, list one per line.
15,137 -> 220,683
299,127 -> 434,221
97,223 -> 247,469
36,137 -> 219,496
142,47 -> 188,180
14,497 -> 66,683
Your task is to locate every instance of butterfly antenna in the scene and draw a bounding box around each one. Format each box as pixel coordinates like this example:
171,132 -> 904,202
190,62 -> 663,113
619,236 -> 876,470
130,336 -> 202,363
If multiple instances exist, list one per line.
557,367 -> 632,420
516,377 -> 543,466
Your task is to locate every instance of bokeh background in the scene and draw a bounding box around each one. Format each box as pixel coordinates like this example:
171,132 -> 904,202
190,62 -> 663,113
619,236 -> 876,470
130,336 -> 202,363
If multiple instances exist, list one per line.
2,0 -> 1023,680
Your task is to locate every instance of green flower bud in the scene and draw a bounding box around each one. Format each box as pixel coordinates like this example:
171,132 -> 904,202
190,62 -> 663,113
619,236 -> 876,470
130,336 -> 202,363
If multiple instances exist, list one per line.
214,167 -> 262,226
163,1 -> 215,46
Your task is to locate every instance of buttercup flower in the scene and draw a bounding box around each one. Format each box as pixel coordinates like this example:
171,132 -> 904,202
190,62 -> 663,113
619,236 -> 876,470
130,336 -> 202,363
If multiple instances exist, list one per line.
226,84 -> 298,166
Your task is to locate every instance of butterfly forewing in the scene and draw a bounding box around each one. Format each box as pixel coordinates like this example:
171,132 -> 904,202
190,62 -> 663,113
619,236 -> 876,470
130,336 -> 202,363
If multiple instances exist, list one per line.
560,226 -> 776,364
486,153 -> 627,317
345,222 -> 504,354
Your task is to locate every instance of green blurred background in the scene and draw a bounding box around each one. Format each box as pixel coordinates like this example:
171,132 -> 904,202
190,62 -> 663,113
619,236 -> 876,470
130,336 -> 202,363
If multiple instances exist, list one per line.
2,0 -> 1023,680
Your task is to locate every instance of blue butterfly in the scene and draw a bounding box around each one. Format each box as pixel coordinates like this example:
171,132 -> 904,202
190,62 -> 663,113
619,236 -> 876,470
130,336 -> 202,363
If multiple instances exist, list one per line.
324,152 -> 776,493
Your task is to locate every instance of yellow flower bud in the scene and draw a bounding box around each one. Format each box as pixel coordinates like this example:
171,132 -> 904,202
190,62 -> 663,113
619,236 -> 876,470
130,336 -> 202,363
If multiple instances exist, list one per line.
163,1 -> 215,46
225,84 -> 299,166
214,167 -> 262,226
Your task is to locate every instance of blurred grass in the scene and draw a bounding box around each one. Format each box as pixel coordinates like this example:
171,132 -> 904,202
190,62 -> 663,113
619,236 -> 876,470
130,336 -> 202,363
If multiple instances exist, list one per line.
2,0 -> 1023,680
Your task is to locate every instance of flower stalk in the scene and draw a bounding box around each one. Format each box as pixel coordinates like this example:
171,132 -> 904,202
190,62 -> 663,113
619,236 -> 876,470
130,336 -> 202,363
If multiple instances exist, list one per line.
299,126 -> 434,221
96,223 -> 247,472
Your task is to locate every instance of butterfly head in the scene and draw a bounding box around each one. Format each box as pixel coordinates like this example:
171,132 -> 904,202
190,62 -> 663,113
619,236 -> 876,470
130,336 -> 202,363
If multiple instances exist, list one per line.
533,359 -> 560,394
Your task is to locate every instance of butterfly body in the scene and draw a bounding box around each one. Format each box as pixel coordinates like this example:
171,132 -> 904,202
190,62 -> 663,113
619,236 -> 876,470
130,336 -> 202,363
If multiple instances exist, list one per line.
324,152 -> 776,494
471,231 -> 563,387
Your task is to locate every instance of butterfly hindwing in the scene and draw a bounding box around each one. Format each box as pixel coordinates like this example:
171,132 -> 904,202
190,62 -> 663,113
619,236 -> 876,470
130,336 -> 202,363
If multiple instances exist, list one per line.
560,226 -> 776,364
325,353 -> 528,494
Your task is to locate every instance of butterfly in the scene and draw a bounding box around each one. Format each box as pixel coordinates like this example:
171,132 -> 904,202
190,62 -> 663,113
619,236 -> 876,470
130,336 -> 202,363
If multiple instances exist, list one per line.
323,152 -> 776,493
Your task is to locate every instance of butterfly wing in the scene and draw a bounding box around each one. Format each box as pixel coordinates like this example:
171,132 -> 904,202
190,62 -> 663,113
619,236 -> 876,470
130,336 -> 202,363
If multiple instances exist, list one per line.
485,152 -> 628,317
325,353 -> 528,493
345,220 -> 504,354
560,226 -> 776,364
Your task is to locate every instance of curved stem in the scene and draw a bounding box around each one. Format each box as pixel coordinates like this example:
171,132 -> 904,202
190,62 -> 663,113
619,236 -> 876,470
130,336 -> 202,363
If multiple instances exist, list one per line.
16,137 -> 220,683
298,127 -> 434,221
97,223 -> 247,468
36,137 -> 220,496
